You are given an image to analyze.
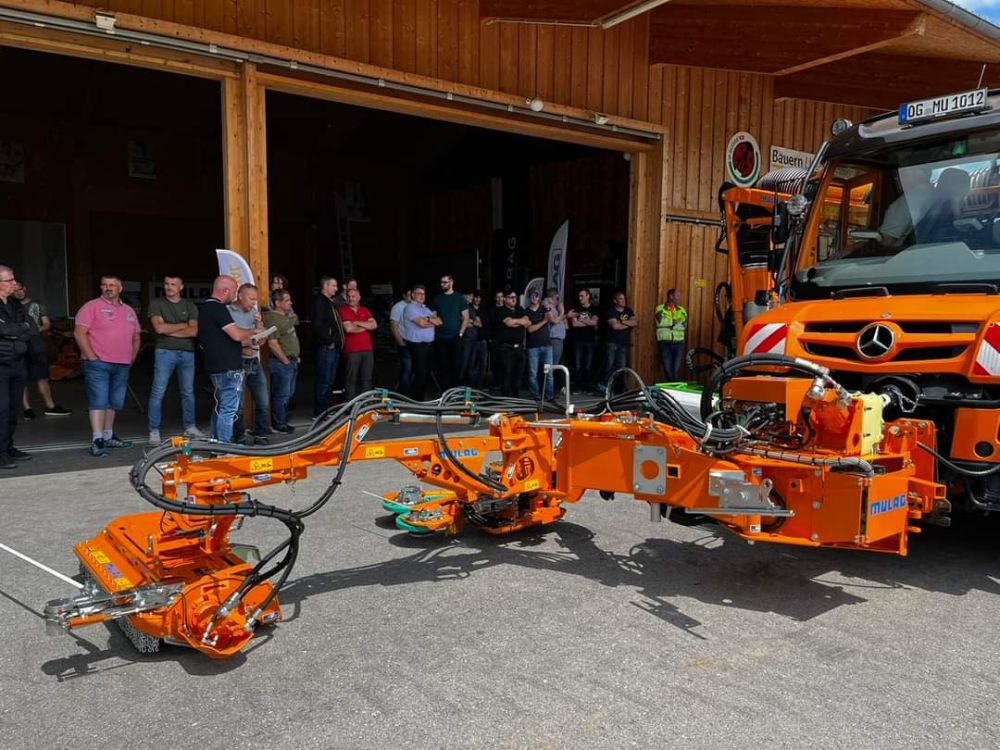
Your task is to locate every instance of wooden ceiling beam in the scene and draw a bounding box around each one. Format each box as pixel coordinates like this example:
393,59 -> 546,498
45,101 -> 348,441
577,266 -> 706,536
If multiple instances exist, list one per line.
649,7 -> 926,74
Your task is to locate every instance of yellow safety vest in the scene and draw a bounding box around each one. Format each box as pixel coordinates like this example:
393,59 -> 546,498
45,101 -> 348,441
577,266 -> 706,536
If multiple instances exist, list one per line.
654,304 -> 687,343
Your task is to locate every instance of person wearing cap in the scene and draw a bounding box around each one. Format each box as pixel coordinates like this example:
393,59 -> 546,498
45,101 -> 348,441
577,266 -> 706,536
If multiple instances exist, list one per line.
524,289 -> 557,401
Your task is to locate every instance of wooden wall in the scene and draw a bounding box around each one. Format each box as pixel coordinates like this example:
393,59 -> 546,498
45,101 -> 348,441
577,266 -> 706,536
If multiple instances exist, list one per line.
646,64 -> 877,374
6,0 -> 889,379
70,0 -> 652,120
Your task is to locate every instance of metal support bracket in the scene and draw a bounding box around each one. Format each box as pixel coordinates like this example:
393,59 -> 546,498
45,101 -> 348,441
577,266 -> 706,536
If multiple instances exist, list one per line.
633,445 -> 667,495
691,470 -> 794,518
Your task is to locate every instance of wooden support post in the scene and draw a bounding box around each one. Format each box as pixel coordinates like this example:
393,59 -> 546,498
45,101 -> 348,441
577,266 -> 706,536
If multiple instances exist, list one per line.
222,63 -> 269,289
222,64 -> 270,433
244,64 -> 270,290
222,73 -> 249,258
627,141 -> 664,384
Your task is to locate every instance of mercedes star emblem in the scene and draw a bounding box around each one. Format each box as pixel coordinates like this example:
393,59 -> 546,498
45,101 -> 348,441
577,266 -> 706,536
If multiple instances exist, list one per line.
856,323 -> 896,360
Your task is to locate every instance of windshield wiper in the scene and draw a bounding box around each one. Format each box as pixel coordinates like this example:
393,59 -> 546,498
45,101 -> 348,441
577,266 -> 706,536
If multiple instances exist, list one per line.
831,286 -> 890,300
931,283 -> 999,295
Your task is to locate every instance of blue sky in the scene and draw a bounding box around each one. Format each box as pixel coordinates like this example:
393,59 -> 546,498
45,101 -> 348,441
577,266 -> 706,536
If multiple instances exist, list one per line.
953,1 -> 1000,23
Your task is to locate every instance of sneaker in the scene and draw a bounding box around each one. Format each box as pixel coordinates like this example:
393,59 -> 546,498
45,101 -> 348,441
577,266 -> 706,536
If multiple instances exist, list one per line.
148,430 -> 161,445
91,438 -> 108,457
44,404 -> 72,416
0,454 -> 16,470
273,423 -> 295,434
22,408 -> 35,421
7,447 -> 31,461
183,426 -> 206,439
105,434 -> 132,449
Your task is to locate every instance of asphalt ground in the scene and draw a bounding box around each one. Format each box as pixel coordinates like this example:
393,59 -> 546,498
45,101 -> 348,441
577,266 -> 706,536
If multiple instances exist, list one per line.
2,435 -> 1000,749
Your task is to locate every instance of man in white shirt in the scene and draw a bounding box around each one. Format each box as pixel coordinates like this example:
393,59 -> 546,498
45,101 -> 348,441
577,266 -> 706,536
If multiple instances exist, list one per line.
389,289 -> 412,394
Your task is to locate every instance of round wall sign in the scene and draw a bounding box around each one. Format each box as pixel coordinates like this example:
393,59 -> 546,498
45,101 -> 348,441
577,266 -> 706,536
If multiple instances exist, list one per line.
725,131 -> 761,187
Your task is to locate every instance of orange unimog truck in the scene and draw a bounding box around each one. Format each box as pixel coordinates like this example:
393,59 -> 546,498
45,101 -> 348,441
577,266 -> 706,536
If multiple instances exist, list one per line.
722,87 -> 1000,522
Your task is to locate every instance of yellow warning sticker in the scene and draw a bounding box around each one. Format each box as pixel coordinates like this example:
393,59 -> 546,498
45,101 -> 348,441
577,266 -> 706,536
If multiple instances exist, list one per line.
249,458 -> 274,473
525,479 -> 540,491
365,446 -> 386,458
90,549 -> 110,564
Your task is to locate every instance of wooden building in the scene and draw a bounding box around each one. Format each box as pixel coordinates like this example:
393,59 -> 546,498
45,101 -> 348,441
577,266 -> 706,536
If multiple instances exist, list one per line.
0,0 -> 998,379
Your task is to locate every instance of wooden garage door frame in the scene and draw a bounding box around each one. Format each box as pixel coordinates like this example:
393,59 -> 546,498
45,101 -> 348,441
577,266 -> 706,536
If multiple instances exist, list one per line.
0,3 -> 666,376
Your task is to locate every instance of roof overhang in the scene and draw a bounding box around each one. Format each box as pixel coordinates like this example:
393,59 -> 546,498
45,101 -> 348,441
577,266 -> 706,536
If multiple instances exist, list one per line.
481,0 -> 1000,110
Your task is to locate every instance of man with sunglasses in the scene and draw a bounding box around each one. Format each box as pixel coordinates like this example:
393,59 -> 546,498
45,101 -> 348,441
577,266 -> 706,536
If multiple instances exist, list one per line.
431,274 -> 469,390
495,289 -> 530,397
0,266 -> 36,469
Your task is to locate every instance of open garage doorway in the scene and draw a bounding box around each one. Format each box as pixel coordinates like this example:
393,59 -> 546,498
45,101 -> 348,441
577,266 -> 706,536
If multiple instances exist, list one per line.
265,91 -> 631,398
0,45 -> 225,452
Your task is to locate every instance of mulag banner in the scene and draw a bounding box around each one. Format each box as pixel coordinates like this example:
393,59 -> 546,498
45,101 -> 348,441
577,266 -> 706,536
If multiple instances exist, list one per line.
216,249 -> 255,287
545,220 -> 569,301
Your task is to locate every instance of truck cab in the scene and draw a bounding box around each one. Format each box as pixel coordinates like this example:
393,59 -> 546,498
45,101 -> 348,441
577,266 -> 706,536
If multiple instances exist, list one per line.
730,88 -> 1000,515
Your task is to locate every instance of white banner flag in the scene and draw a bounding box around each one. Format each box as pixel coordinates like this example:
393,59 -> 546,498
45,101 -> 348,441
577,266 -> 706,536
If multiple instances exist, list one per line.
215,249 -> 255,287
545,220 -> 569,301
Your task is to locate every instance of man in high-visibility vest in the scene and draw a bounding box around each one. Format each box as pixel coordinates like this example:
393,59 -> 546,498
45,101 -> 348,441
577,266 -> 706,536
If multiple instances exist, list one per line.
655,288 -> 687,381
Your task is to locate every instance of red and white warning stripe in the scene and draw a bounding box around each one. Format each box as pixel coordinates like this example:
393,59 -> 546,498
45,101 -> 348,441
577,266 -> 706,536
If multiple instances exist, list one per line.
973,324 -> 1000,376
743,322 -> 788,355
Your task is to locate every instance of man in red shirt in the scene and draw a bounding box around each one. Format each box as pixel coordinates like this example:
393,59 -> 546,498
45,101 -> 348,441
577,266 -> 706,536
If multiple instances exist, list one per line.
340,287 -> 378,401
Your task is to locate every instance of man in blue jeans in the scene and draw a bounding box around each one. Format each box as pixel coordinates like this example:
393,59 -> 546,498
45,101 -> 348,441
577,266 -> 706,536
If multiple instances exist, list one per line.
198,276 -> 262,444
74,275 -> 141,457
147,275 -> 203,444
524,290 -> 557,401
600,290 -> 638,393
565,288 -> 599,392
229,283 -> 271,444
264,290 -> 299,433
311,276 -> 344,417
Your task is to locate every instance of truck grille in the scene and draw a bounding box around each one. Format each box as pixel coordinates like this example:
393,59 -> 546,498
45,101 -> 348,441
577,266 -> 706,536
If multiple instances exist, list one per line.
799,321 -> 978,364
802,342 -> 968,362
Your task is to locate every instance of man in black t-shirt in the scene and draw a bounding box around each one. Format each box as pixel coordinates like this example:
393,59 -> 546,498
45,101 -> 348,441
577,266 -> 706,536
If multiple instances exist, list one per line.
565,288 -> 599,390
524,290 -> 557,401
600,290 -> 638,392
431,274 -> 469,390
458,291 -> 486,387
495,289 -> 530,397
483,291 -> 505,391
198,275 -> 263,443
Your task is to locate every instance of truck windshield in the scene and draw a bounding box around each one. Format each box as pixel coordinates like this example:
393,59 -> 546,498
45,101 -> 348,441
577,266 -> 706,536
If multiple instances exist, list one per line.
793,129 -> 1000,298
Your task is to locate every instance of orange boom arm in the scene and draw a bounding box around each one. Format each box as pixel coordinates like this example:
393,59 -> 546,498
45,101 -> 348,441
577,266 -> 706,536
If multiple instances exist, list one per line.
46,371 -> 944,658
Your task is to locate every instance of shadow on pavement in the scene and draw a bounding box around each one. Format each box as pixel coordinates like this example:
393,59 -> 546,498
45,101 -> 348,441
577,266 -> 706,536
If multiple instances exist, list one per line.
278,516 -> 1000,635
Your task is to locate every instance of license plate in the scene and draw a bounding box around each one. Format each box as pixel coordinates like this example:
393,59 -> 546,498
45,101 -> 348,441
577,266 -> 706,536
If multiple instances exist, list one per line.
899,88 -> 989,125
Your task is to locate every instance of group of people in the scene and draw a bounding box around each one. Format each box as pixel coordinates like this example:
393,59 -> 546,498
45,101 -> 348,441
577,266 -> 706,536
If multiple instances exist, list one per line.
0,260 -> 691,471
386,275 -> 684,401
